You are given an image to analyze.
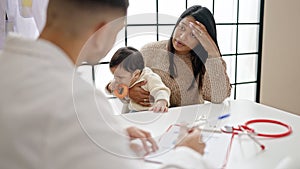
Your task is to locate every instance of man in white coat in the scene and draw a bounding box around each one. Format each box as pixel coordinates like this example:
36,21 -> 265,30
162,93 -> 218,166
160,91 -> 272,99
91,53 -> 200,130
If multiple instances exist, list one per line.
0,0 -> 209,168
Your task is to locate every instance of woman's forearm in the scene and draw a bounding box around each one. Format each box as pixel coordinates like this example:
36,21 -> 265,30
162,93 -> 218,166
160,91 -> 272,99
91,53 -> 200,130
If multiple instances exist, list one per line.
202,57 -> 231,103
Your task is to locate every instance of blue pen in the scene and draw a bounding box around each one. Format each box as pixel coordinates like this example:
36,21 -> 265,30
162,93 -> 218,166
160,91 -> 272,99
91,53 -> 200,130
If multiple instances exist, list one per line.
218,113 -> 230,120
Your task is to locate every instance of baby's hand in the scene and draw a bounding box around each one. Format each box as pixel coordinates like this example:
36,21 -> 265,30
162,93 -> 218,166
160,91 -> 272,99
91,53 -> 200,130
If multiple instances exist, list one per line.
109,79 -> 118,91
149,100 -> 168,113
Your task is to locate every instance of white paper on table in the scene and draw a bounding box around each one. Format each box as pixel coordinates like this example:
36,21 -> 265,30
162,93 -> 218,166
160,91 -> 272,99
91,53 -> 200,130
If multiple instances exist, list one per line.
144,124 -> 232,168
144,124 -> 180,163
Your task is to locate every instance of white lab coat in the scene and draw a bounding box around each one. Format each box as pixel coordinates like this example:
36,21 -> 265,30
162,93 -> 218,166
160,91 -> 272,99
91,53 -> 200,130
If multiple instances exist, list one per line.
0,34 -> 209,169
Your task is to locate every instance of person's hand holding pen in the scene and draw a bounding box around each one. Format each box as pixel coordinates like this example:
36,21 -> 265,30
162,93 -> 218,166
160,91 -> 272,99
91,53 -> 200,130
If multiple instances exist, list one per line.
176,127 -> 206,155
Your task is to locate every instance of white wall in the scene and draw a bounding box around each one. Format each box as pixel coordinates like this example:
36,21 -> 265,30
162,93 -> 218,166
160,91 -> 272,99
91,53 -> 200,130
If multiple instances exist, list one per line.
261,0 -> 300,115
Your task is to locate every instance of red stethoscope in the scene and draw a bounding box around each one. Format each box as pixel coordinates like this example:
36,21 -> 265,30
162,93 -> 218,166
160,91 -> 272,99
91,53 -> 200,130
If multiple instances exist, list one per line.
220,119 -> 292,169
221,119 -> 292,138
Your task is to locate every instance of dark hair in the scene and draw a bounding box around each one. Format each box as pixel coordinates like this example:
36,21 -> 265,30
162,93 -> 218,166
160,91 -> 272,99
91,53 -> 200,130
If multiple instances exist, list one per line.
72,0 -> 129,11
110,47 -> 145,73
48,0 -> 129,14
168,5 -> 220,90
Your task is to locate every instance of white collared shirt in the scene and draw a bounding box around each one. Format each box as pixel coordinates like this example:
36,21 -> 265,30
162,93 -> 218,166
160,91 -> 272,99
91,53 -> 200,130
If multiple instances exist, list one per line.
0,34 -> 208,169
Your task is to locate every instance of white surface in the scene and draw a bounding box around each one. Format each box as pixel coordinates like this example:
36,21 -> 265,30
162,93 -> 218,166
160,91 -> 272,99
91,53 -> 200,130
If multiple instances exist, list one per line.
115,100 -> 300,169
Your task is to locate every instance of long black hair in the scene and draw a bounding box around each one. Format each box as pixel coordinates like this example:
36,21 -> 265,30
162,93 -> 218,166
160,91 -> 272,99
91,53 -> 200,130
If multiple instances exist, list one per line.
168,5 -> 220,90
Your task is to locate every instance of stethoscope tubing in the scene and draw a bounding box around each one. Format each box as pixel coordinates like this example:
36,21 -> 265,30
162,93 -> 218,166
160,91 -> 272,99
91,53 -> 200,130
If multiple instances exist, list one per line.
244,119 -> 292,138
221,119 -> 292,169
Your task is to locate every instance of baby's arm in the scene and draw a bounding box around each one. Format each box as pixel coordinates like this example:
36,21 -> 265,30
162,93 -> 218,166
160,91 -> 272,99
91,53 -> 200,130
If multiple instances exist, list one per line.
144,68 -> 171,112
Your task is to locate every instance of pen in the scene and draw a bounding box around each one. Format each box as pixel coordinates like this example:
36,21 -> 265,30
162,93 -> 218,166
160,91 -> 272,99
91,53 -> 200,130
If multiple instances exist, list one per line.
218,113 -> 230,120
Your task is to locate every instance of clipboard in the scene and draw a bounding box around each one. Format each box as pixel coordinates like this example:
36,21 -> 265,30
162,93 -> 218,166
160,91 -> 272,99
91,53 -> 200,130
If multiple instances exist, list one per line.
144,124 -> 232,168
144,124 -> 181,163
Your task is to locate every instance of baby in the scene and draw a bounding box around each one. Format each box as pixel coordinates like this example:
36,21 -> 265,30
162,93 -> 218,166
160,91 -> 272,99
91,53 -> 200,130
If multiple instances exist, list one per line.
106,47 -> 170,113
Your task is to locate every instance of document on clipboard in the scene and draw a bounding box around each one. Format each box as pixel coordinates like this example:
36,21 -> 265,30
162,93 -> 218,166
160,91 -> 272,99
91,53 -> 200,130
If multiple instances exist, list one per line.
144,124 -> 232,168
144,124 -> 181,164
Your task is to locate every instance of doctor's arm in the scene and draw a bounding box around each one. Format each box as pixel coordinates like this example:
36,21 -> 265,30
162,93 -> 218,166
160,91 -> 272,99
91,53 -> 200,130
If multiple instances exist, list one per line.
127,127 -> 209,169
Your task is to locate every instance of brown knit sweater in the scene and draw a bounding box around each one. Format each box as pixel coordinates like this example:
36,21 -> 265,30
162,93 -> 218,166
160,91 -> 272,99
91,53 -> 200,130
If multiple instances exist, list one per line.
140,40 -> 231,107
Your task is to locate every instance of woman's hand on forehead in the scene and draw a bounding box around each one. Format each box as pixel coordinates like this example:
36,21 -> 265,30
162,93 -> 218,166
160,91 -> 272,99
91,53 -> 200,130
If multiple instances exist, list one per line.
189,21 -> 220,57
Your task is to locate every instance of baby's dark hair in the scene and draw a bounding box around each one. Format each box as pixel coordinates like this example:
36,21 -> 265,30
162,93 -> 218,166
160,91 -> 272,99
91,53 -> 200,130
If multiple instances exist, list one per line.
109,47 -> 145,73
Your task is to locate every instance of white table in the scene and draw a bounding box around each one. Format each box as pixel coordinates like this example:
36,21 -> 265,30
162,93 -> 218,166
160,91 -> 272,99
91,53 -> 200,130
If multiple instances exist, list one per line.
116,100 -> 300,169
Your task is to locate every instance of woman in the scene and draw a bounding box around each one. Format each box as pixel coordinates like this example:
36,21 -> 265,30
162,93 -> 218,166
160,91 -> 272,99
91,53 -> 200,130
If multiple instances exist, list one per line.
130,5 -> 231,107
